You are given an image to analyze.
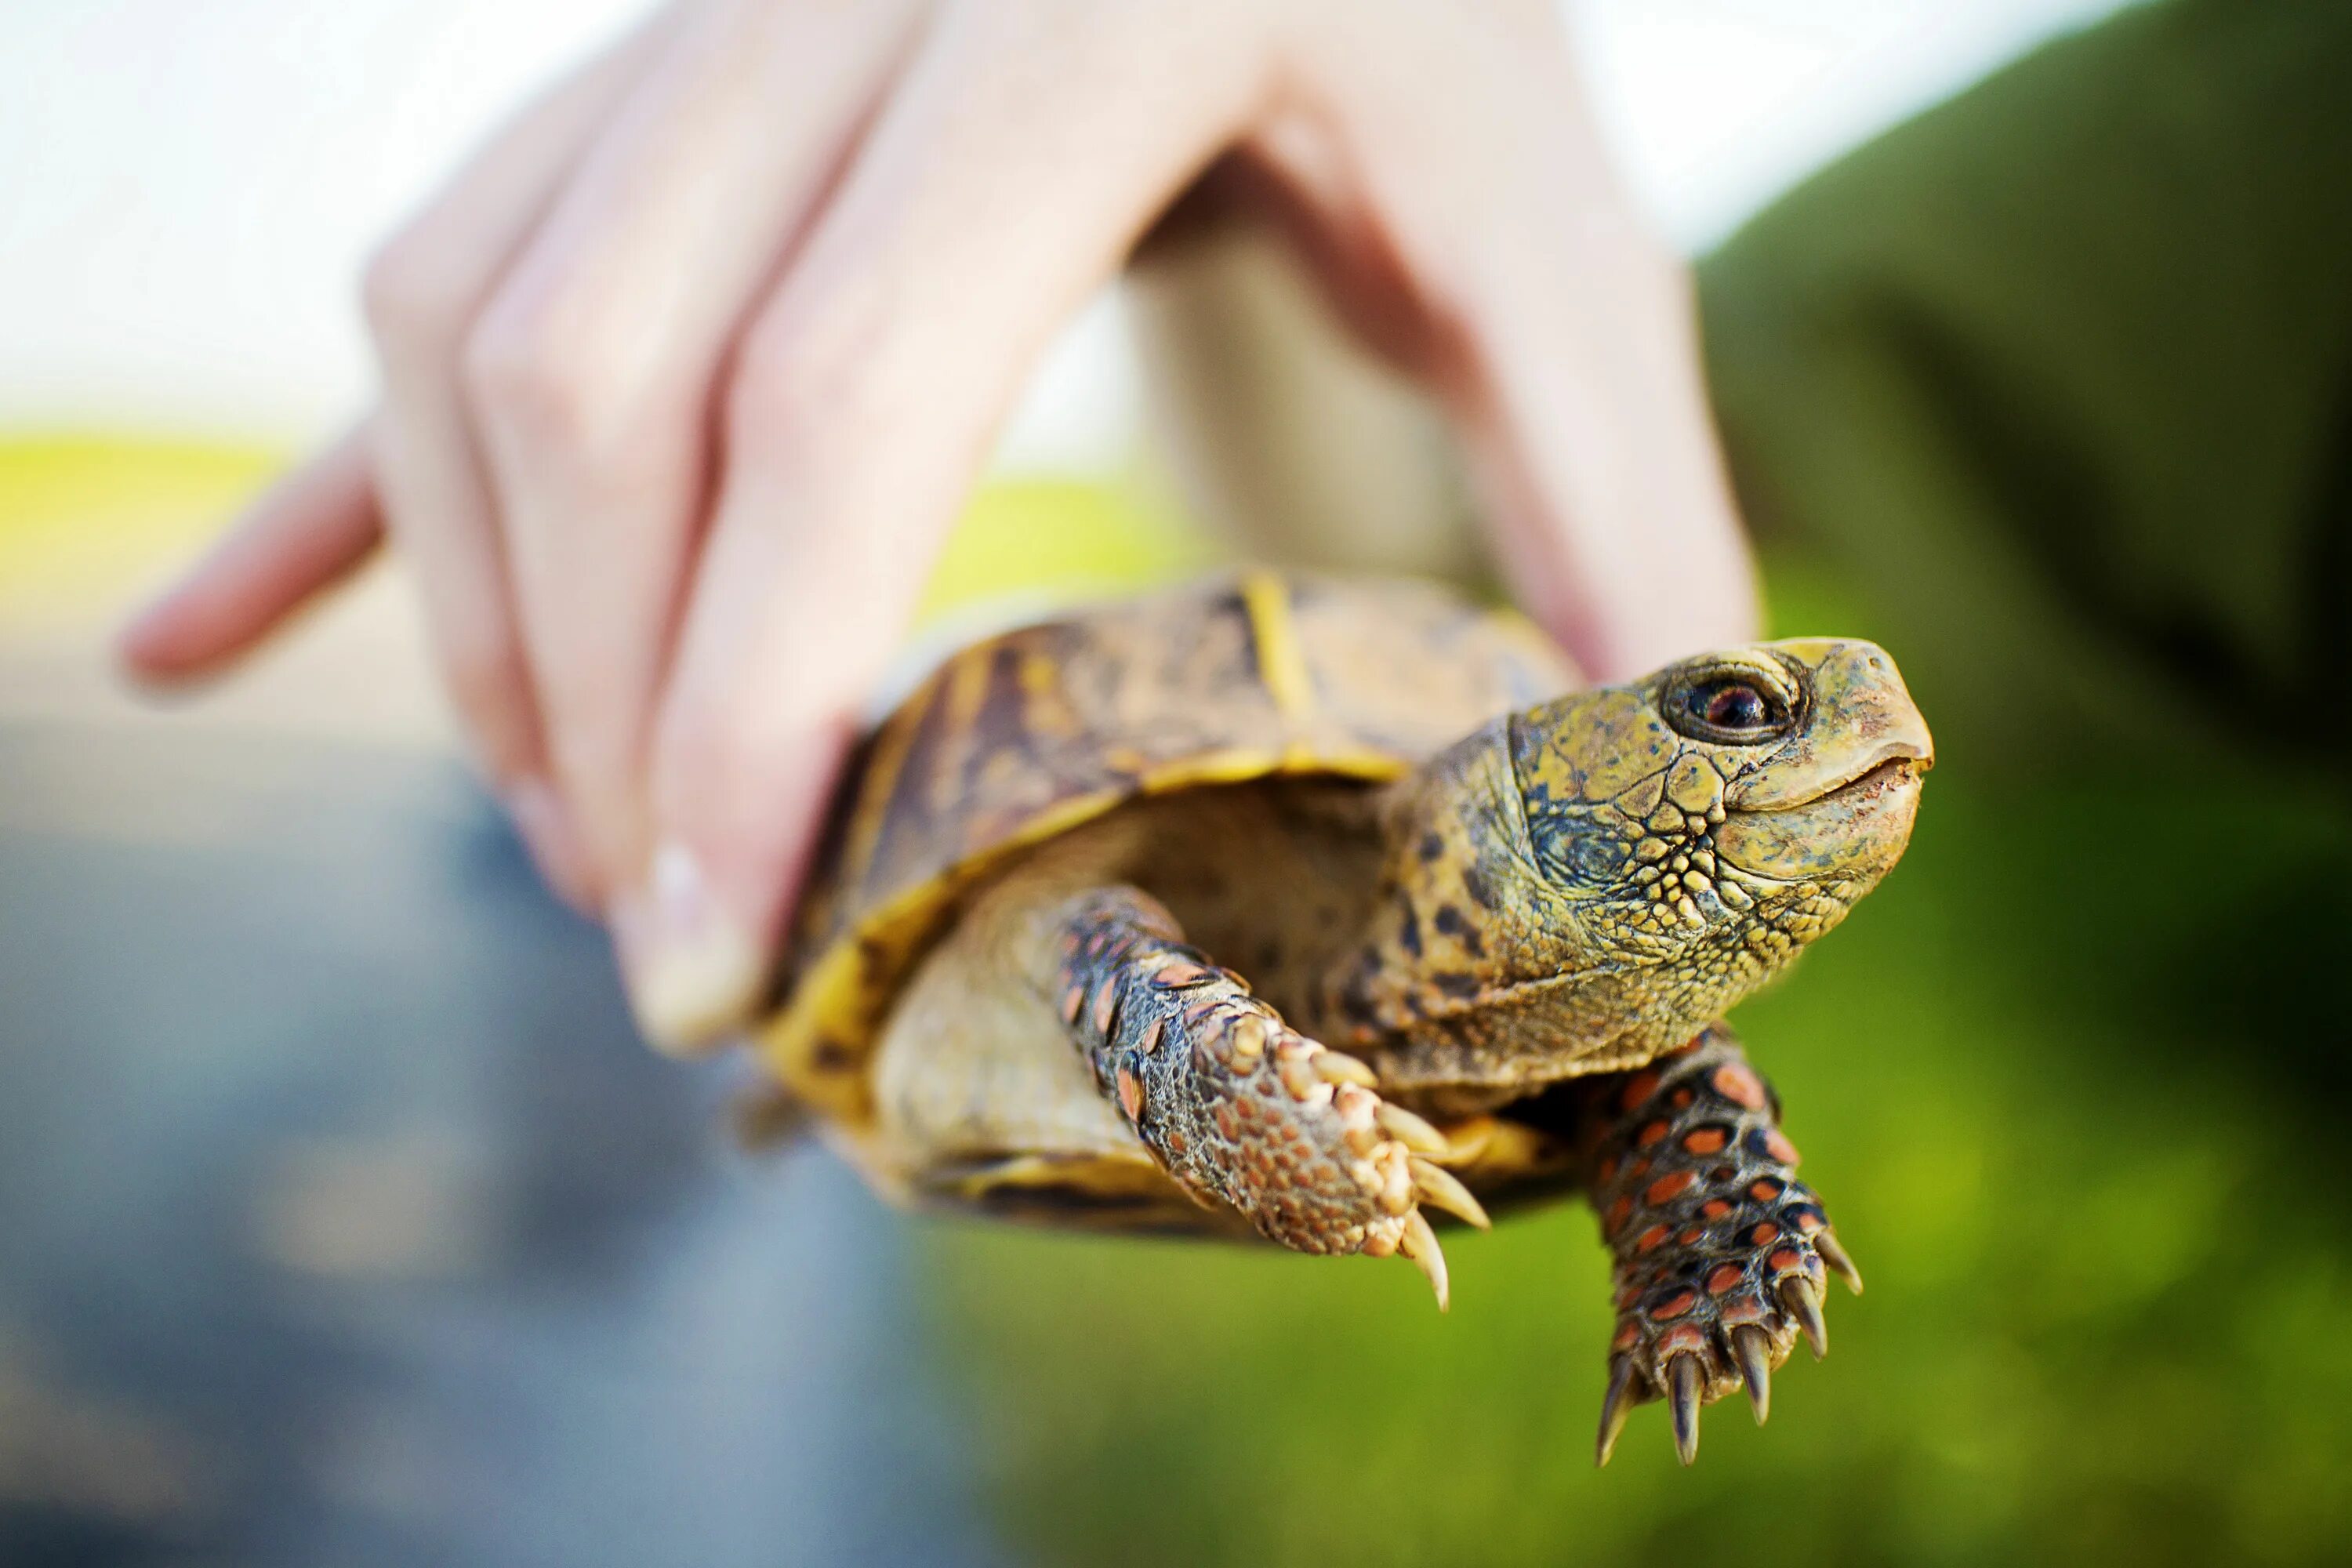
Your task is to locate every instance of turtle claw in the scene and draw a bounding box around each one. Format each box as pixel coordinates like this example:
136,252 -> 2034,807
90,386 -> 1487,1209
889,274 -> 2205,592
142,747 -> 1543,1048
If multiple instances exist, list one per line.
1781,1275 -> 1828,1359
1312,1050 -> 1379,1088
1595,1356 -> 1638,1468
1376,1102 -> 1450,1156
1732,1324 -> 1774,1425
1409,1155 -> 1491,1229
1817,1228 -> 1864,1294
1399,1210 -> 1448,1310
1667,1356 -> 1704,1466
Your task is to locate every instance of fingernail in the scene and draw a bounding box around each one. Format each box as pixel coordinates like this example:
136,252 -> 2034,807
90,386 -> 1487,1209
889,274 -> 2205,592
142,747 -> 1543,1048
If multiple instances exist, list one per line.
608,842 -> 764,1056
503,777 -> 596,914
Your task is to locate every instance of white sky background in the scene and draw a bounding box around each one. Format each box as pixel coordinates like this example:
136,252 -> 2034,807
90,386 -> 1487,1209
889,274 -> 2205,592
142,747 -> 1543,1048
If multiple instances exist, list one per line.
1,0 -> 2131,465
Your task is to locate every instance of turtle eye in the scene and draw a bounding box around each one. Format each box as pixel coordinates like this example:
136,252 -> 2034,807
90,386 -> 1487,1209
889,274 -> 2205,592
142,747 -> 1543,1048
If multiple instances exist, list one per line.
1701,683 -> 1768,730
1668,673 -> 1793,744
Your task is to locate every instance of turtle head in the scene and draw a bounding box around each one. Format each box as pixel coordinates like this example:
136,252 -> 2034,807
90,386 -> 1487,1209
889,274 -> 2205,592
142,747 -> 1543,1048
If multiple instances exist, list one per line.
1510,637 -> 1932,968
1353,640 -> 1931,1072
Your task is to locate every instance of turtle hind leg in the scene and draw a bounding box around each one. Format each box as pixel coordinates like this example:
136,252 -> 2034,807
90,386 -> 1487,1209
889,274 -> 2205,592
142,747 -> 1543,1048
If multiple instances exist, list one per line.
1582,1022 -> 1860,1468
1049,885 -> 1483,1296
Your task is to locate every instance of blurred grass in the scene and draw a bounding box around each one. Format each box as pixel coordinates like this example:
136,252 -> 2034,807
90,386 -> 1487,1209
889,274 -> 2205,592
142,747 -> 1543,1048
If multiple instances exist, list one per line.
0,435 -> 1215,639
0,436 -> 283,633
15,437 -> 2348,1564
917,475 -> 1218,622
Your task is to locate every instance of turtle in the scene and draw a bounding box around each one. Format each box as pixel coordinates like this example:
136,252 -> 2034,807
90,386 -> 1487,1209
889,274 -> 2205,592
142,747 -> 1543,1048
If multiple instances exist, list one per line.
746,571 -> 1933,1466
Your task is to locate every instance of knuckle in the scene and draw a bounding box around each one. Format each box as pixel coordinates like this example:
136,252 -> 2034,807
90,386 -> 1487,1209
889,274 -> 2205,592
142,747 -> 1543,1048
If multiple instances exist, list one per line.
724,277 -> 890,455
457,299 -> 605,450
723,339 -> 827,455
359,227 -> 470,353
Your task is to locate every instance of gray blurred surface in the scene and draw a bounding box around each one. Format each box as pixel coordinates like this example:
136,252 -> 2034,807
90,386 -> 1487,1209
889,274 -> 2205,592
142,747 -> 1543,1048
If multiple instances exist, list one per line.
0,722 -> 1004,1568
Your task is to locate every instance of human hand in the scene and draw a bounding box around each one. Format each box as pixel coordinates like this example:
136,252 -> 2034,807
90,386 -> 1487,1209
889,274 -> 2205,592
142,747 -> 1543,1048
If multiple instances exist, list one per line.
118,0 -> 1756,1053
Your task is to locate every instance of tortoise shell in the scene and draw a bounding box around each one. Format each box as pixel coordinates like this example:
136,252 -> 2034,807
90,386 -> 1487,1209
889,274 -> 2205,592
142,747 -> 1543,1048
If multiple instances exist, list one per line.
754,572 -> 1577,1126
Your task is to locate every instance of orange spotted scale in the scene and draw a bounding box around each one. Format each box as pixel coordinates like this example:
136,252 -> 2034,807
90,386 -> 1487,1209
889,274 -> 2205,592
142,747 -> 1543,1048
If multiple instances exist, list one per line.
1588,1023 -> 1864,1466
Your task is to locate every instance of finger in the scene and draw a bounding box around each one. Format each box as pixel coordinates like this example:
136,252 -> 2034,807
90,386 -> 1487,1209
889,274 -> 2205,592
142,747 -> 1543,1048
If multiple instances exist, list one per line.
102,432 -> 606,911
625,0 -> 1275,1051
1290,4 -> 1759,678
359,7 -> 673,877
116,426 -> 383,684
114,5 -> 662,690
1456,238 -> 1760,679
458,0 -> 924,910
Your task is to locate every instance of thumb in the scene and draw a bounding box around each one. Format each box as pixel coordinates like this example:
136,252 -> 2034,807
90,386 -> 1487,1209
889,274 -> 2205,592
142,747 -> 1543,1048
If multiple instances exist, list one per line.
607,512 -> 908,1053
612,460 -> 937,1056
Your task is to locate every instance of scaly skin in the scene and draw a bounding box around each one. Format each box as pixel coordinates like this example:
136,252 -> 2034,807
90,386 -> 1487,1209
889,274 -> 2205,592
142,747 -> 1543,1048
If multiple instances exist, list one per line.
1050,886 -> 1483,1295
1325,639 -> 1934,1102
1580,1025 -> 1861,1466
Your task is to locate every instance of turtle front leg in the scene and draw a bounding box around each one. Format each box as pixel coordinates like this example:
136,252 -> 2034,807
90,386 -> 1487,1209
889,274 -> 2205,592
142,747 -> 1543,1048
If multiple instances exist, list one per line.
1580,1022 -> 1862,1467
1047,886 -> 1486,1299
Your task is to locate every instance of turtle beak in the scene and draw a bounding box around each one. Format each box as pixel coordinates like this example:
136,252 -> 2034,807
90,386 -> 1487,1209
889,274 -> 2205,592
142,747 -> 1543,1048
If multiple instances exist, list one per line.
1722,641 -> 1933,814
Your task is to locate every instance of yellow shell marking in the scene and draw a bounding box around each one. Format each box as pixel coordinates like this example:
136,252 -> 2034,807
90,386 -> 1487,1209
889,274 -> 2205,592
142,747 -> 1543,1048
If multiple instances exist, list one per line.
1240,569 -> 1314,720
